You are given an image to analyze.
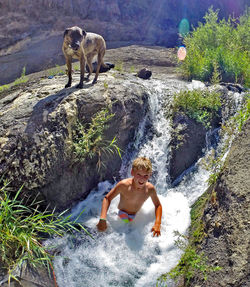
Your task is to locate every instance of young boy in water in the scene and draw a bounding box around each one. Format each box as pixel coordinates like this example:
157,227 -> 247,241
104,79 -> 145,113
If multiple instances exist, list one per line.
97,157 -> 162,236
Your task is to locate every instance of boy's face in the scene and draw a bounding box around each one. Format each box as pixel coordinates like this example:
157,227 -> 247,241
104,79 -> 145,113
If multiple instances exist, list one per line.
131,168 -> 151,189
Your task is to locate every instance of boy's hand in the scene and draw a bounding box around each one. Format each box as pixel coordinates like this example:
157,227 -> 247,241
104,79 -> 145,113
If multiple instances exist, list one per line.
97,219 -> 107,232
151,223 -> 161,237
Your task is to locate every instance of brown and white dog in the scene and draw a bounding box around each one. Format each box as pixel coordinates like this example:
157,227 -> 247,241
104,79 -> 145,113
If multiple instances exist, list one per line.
62,26 -> 107,88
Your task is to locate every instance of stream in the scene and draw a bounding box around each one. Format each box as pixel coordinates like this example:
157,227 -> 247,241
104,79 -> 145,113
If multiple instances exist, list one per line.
48,78 -> 214,287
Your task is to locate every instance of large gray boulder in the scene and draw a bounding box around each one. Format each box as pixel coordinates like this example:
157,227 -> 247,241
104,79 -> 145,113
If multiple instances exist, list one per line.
168,112 -> 207,183
0,71 -> 149,210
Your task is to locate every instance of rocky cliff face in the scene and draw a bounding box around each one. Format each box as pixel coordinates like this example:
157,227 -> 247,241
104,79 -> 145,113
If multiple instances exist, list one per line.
189,118 -> 250,286
0,0 -> 248,85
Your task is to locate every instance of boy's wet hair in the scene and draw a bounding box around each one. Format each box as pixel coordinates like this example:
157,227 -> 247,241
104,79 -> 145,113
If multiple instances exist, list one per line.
132,157 -> 152,173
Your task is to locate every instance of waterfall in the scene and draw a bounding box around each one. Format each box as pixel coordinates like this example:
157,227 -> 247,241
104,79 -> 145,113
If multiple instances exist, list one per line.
47,79 -> 215,287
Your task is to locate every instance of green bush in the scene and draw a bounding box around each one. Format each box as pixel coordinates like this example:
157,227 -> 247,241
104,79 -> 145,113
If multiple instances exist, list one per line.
172,89 -> 221,128
0,180 -> 90,283
181,8 -> 250,87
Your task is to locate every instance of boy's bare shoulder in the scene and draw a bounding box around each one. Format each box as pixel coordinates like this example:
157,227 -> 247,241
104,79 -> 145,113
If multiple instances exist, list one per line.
116,178 -> 132,189
146,182 -> 156,193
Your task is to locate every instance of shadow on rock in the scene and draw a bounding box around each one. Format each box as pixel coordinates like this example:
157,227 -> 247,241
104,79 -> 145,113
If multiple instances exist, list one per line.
25,86 -> 81,134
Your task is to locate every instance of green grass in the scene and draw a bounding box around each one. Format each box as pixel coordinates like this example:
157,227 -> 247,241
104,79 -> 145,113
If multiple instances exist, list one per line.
180,8 -> 250,87
114,61 -> 124,72
103,81 -> 109,89
0,84 -> 10,93
13,67 -> 28,85
189,191 -> 210,245
172,89 -> 221,128
130,66 -> 135,73
234,93 -> 250,131
47,64 -> 65,77
0,179 -> 91,284
72,108 -> 121,170
0,67 -> 28,93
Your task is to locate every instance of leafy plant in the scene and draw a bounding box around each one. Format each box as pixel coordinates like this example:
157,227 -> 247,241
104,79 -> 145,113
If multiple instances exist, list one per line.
181,8 -> 250,87
0,179 -> 91,284
172,89 -> 221,128
72,108 -> 121,170
210,60 -> 222,85
157,231 -> 221,287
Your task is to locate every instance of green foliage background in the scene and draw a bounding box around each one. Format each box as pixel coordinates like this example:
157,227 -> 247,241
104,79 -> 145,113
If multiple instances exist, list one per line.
172,89 -> 221,128
181,8 -> 250,87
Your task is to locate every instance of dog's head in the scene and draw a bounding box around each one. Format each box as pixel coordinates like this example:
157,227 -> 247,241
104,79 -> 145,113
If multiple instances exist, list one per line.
63,26 -> 86,51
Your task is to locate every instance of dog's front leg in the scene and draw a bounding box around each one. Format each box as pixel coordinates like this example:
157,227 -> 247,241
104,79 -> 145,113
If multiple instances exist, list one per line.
65,57 -> 72,88
76,54 -> 85,89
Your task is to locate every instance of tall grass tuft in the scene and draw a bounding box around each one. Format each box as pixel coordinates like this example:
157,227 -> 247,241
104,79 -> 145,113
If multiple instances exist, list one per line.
72,108 -> 121,170
181,8 -> 250,87
13,67 -> 28,85
0,179 -> 91,284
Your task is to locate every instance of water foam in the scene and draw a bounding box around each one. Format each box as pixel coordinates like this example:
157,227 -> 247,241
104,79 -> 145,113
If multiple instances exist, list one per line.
51,181 -> 191,287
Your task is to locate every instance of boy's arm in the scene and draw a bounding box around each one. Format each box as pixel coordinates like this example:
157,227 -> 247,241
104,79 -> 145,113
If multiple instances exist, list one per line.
150,188 -> 162,237
96,182 -> 122,232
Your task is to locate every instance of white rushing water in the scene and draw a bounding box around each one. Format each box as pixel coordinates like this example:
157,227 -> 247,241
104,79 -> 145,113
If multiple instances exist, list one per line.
49,79 -> 212,287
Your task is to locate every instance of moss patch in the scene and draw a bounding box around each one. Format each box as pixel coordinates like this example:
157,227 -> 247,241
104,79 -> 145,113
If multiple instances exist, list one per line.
189,189 -> 210,245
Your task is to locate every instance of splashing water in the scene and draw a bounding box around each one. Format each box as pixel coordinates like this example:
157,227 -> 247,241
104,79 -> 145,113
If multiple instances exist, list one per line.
49,79 -> 211,287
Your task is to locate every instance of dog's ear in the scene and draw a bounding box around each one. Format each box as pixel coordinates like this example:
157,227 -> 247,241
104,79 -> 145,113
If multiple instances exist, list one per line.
63,28 -> 70,38
82,30 -> 87,37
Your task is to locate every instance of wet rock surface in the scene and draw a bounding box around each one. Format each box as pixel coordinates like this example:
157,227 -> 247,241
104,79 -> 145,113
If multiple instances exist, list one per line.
168,112 -> 207,183
0,265 -> 54,287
